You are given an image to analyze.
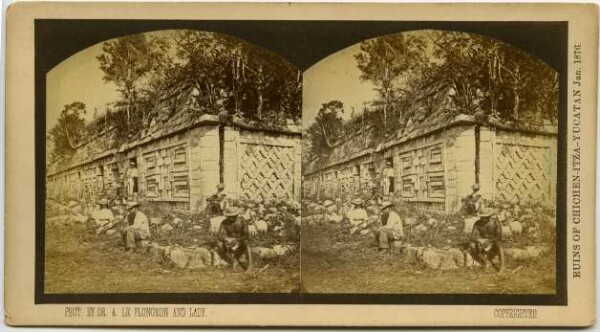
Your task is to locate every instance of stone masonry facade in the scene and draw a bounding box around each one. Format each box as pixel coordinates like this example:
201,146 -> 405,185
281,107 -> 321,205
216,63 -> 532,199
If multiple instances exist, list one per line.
303,116 -> 557,213
47,117 -> 302,213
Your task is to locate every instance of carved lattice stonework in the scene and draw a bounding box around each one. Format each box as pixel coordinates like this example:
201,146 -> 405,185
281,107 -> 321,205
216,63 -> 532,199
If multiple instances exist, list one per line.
239,143 -> 294,201
495,143 -> 552,202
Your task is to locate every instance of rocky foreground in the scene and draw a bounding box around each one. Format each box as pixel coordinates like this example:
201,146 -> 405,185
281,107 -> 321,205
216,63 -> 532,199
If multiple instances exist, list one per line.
302,197 -> 556,271
46,199 -> 299,271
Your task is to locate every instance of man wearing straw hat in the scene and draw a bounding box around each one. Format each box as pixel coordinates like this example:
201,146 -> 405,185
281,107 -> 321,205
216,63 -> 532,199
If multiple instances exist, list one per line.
470,207 -> 502,242
374,201 -> 404,252
217,206 -> 251,271
470,206 -> 503,268
122,201 -> 150,251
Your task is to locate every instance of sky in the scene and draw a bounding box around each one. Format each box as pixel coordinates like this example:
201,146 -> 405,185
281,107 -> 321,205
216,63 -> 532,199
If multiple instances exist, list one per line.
302,42 -> 378,128
45,30 -> 179,133
46,42 -> 120,132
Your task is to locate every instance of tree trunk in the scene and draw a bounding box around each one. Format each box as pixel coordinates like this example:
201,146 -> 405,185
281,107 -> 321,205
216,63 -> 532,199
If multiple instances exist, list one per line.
62,123 -> 77,150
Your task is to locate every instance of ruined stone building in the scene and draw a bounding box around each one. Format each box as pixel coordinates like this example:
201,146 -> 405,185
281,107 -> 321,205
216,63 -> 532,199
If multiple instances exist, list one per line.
46,113 -> 302,212
303,113 -> 557,213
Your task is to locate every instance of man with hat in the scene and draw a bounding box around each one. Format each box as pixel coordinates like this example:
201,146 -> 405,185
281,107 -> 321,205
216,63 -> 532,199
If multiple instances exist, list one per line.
217,206 -> 251,271
92,198 -> 115,235
470,207 -> 503,267
122,201 -> 150,251
345,198 -> 368,226
206,183 -> 228,216
374,201 -> 404,252
471,207 -> 502,242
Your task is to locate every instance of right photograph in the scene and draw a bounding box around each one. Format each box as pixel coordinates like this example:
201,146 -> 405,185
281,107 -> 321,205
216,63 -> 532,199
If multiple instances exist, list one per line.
301,30 -> 558,294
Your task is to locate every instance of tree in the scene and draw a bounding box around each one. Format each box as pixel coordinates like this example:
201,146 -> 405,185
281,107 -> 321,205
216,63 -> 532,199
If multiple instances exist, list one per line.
306,100 -> 345,157
171,30 -> 301,126
97,33 -> 170,136
427,31 -> 558,127
355,34 -> 426,129
48,102 -> 87,160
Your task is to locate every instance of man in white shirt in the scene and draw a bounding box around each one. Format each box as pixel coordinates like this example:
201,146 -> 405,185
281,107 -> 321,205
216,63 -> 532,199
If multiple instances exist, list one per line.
382,160 -> 395,196
122,201 -> 150,251
374,201 -> 404,252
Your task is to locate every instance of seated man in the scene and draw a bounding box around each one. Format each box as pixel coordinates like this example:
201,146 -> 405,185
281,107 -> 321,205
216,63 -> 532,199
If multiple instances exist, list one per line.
122,201 -> 150,251
92,198 -> 115,235
374,201 -> 404,252
470,207 -> 503,267
217,206 -> 251,271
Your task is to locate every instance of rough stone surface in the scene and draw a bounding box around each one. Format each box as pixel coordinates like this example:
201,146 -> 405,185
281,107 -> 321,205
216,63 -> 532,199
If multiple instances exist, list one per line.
504,246 -> 549,261
148,244 -> 169,262
169,247 -> 190,268
398,245 -> 479,270
160,224 -> 174,232
187,247 -> 212,269
150,217 -> 163,225
73,214 -> 88,224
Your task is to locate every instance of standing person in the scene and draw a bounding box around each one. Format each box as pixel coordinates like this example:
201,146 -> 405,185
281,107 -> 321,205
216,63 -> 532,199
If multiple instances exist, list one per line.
217,207 -> 251,271
122,201 -> 150,251
374,201 -> 404,252
382,160 -> 395,197
206,183 -> 228,216
126,159 -> 138,200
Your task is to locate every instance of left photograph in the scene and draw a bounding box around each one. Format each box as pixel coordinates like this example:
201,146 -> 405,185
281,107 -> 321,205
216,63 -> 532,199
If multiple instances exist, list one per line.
44,30 -> 302,294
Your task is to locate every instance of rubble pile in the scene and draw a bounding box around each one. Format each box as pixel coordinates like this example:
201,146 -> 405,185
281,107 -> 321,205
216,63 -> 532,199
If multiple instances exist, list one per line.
46,197 -> 300,270
302,197 -> 556,270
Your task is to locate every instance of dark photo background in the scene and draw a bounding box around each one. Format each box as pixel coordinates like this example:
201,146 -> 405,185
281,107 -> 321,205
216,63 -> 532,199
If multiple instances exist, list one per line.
35,19 -> 568,305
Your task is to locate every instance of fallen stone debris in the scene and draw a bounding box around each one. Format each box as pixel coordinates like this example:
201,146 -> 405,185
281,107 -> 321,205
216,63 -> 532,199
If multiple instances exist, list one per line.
302,196 -> 556,271
46,197 -> 300,270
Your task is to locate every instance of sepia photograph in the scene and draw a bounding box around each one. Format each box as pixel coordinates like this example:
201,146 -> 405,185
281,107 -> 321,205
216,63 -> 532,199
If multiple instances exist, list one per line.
5,3 -> 596,326
44,29 -> 302,294
301,30 -> 558,294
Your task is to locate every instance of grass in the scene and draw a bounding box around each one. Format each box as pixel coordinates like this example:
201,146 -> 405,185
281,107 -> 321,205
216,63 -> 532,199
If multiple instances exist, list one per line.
301,222 -> 556,294
44,223 -> 300,294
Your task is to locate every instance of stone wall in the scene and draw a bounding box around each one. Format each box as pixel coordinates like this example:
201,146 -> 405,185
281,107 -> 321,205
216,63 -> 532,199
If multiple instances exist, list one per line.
302,123 -> 557,213
444,125 -> 477,212
224,127 -> 301,202
47,123 -> 301,213
302,124 -> 476,212
479,128 -> 557,205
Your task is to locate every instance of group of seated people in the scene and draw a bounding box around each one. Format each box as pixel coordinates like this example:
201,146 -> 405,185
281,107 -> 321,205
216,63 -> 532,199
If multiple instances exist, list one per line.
325,197 -> 405,252
323,182 -> 503,255
89,198 -> 150,252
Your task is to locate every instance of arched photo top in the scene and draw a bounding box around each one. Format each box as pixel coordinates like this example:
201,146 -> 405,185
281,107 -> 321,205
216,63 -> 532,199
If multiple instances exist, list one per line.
303,29 -> 558,160
47,29 -> 302,162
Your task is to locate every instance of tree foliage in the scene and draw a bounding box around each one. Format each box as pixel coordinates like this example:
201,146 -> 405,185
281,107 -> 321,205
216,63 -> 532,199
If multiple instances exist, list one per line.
49,30 -> 302,160
47,102 -> 87,161
168,31 -> 302,125
355,34 -> 426,131
97,33 -> 171,138
305,100 -> 345,157
306,30 -> 558,161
